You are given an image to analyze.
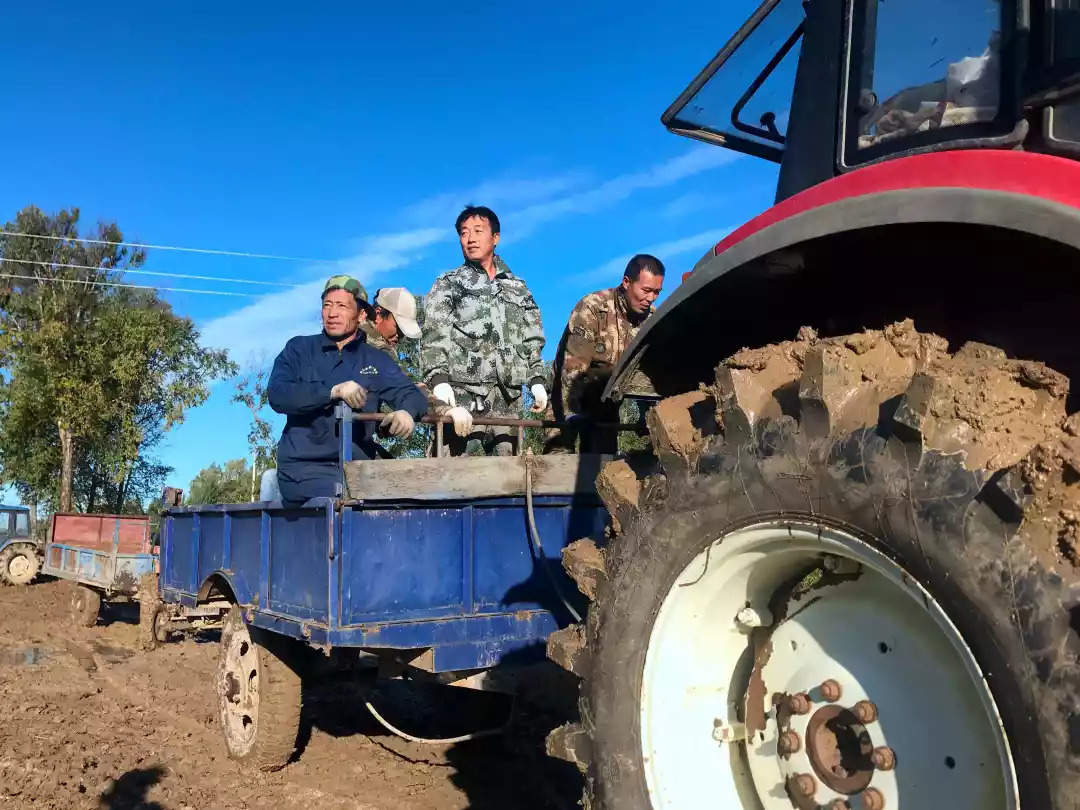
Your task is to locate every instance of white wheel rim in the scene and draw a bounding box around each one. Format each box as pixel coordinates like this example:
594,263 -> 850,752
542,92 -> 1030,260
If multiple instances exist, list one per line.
8,554 -> 31,580
220,622 -> 260,754
640,519 -> 1019,810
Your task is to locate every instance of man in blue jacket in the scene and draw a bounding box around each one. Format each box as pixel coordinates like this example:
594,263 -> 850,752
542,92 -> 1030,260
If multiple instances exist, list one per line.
267,275 -> 429,506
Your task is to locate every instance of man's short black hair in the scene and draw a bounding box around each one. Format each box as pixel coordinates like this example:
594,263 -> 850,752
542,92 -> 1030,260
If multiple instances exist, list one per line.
455,205 -> 501,236
624,254 -> 666,281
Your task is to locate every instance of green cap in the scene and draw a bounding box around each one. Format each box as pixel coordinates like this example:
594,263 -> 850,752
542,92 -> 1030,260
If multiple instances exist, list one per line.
322,274 -> 369,303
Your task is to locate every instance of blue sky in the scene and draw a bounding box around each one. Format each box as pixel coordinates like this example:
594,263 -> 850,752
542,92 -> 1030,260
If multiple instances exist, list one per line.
0,1 -> 783,498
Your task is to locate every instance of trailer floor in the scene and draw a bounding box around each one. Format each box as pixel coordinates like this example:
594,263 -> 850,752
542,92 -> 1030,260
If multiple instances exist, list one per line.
0,578 -> 583,810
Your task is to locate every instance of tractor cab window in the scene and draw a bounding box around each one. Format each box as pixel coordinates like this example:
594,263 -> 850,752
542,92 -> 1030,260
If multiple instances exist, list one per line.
661,0 -> 806,163
844,0 -> 1010,162
13,514 -> 28,537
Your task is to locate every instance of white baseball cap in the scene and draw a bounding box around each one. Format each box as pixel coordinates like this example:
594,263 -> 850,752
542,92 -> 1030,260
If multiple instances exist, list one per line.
374,287 -> 422,339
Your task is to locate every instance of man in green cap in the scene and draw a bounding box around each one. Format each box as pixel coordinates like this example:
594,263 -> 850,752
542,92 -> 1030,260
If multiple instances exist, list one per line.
265,275 -> 430,506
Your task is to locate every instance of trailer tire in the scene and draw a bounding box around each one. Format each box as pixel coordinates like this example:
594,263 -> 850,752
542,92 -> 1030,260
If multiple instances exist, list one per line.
553,322 -> 1080,810
217,607 -> 303,771
138,574 -> 164,651
0,544 -> 39,586
70,585 -> 100,628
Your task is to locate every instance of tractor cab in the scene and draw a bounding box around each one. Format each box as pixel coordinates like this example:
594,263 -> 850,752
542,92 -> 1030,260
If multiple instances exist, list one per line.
663,0 -> 1080,202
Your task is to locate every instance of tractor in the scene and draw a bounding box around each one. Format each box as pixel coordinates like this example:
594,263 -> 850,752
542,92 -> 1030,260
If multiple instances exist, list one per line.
544,0 -> 1080,808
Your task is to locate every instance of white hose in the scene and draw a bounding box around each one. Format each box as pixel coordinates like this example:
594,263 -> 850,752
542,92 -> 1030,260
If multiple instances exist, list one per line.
363,698 -> 511,745
524,451 -> 583,623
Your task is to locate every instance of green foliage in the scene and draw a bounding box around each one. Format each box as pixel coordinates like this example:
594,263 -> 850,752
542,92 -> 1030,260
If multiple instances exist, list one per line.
0,205 -> 238,513
186,458 -> 255,505
232,352 -> 279,473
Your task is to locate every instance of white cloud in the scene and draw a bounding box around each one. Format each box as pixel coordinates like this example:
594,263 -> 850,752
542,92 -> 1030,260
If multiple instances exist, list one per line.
571,226 -> 736,286
659,191 -> 713,220
404,172 -> 590,225
508,147 -> 740,239
198,146 -> 741,366
198,227 -> 447,366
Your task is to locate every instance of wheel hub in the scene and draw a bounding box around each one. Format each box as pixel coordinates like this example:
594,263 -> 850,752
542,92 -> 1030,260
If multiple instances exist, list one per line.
8,555 -> 30,579
638,520 -> 1019,810
804,704 -> 873,794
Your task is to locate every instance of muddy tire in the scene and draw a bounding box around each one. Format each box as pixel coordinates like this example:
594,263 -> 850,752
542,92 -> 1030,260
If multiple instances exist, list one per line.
138,574 -> 165,651
550,321 -> 1080,810
70,585 -> 100,628
0,544 -> 39,586
217,607 -> 303,771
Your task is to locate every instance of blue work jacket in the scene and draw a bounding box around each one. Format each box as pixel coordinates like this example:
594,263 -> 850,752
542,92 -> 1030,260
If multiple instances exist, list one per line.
267,331 -> 428,473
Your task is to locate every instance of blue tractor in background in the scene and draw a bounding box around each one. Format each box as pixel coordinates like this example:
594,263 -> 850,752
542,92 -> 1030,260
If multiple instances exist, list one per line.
0,505 -> 39,586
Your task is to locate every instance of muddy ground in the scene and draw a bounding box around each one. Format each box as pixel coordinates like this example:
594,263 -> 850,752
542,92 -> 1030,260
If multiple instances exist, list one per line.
0,578 -> 582,810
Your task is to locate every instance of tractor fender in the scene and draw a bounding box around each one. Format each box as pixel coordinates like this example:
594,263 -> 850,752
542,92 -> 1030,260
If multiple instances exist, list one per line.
606,149 -> 1080,400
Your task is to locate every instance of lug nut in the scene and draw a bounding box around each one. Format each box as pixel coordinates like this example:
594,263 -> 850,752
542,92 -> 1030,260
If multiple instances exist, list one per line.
793,773 -> 816,797
777,730 -> 801,755
870,746 -> 896,771
852,699 -> 878,724
789,692 -> 812,715
820,678 -> 842,702
863,787 -> 886,810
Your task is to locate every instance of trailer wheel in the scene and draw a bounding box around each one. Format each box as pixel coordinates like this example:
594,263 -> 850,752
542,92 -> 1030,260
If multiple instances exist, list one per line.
138,574 -> 165,651
0,544 -> 39,586
550,322 -> 1080,810
217,607 -> 303,771
70,585 -> 100,628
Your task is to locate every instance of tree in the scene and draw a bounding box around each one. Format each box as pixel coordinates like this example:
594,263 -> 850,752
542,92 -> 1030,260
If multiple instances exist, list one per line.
0,205 -> 236,512
232,352 -> 279,474
186,458 -> 254,505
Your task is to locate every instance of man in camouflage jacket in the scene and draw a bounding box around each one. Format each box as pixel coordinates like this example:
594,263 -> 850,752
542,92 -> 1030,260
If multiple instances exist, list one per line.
544,254 -> 665,454
421,205 -> 547,456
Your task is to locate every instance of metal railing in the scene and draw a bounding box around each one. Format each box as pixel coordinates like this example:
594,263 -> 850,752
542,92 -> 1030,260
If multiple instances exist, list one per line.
336,405 -> 644,459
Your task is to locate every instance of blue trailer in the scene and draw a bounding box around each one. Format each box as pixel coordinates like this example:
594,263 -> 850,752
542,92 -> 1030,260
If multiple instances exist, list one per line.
155,406 -> 611,770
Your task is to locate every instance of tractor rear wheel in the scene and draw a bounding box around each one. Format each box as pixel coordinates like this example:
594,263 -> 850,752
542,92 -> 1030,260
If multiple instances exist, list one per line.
549,321 -> 1080,810
216,607 -> 304,771
0,544 -> 39,586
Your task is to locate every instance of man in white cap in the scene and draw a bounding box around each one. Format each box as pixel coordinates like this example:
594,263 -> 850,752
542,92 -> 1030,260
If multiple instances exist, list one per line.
360,286 -> 475,442
361,287 -> 423,360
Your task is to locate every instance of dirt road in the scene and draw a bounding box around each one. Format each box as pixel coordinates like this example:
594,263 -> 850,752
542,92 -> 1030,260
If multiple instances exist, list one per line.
0,578 -> 582,810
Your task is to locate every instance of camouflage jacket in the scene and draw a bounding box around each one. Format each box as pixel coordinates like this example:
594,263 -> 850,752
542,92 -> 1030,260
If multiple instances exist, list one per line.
360,320 -> 398,361
551,286 -> 653,418
420,256 -> 546,395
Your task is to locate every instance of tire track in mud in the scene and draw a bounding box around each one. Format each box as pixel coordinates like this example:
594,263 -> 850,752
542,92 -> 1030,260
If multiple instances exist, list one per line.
0,579 -> 577,810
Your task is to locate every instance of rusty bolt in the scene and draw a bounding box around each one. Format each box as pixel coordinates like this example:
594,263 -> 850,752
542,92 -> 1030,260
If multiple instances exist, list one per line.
793,773 -> 816,797
863,787 -> 886,810
789,692 -> 812,715
820,678 -> 842,702
870,746 -> 896,771
853,699 -> 879,724
777,730 -> 801,755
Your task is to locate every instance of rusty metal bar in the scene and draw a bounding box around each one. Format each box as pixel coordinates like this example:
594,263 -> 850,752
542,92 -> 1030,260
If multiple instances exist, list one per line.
347,412 -> 642,431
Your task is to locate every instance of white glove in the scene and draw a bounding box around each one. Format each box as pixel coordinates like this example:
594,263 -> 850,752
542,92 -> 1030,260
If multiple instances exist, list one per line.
433,382 -> 456,407
530,383 -> 548,412
380,410 -> 415,438
331,380 -> 368,409
446,406 -> 474,438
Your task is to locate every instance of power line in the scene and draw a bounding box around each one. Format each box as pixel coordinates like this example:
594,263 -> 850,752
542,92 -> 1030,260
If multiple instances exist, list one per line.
0,272 -> 263,298
0,230 -> 340,264
0,257 -> 307,288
